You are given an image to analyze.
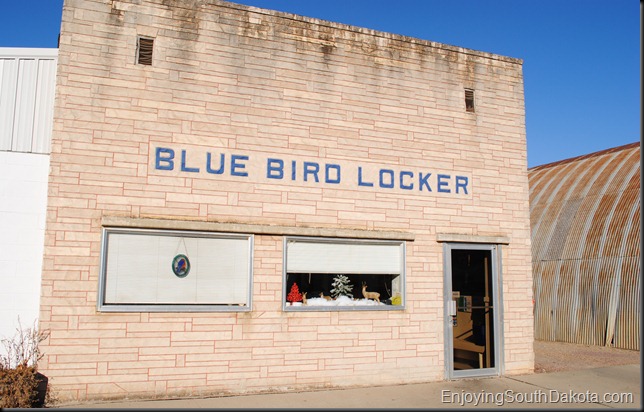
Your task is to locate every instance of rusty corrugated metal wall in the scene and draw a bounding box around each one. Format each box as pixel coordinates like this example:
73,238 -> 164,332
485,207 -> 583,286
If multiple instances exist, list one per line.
529,142 -> 640,350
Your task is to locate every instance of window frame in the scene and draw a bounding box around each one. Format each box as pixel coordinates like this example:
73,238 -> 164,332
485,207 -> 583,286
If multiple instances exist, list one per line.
97,227 -> 253,313
282,236 -> 406,312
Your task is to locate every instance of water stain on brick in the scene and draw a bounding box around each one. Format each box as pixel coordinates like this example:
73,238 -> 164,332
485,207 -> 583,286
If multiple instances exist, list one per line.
109,0 -> 125,25
161,0 -> 204,42
319,33 -> 336,65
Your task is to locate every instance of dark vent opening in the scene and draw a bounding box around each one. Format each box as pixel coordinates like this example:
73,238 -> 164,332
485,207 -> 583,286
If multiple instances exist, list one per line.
137,37 -> 154,66
465,89 -> 475,112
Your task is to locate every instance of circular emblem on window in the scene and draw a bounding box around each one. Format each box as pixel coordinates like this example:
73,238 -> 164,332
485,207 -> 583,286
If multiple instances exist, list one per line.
172,254 -> 190,278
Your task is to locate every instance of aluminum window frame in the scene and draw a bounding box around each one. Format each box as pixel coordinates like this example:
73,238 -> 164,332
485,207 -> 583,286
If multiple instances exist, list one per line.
97,227 -> 253,312
282,236 -> 406,312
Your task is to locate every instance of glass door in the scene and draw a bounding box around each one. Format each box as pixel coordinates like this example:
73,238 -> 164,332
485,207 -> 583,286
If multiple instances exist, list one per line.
444,243 -> 502,379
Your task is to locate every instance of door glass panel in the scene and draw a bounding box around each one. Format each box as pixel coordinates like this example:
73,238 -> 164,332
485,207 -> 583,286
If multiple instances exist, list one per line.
450,249 -> 495,370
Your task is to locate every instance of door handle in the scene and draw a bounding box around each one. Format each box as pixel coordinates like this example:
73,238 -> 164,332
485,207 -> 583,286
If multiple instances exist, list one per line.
449,300 -> 457,317
449,300 -> 457,326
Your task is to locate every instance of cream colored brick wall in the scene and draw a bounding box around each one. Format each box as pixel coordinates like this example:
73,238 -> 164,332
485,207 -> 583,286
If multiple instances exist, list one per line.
41,0 -> 532,402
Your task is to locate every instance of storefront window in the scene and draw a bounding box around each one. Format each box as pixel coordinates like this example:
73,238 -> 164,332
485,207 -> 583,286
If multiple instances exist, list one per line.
98,228 -> 253,312
283,237 -> 405,311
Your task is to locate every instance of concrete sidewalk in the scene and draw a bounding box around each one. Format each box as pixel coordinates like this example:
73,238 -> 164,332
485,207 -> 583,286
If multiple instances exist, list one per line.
58,364 -> 640,409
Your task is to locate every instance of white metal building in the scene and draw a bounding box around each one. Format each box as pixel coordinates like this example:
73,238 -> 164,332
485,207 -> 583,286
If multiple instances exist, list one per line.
0,48 -> 57,341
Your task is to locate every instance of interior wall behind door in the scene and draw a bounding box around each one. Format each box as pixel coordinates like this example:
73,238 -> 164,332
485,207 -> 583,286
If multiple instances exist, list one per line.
451,249 -> 495,370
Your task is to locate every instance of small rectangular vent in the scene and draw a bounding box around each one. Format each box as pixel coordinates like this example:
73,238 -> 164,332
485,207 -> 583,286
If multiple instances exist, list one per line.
137,36 -> 154,65
465,88 -> 475,112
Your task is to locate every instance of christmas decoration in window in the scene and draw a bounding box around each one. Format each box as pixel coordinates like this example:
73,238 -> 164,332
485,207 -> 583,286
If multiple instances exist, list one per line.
283,237 -> 405,311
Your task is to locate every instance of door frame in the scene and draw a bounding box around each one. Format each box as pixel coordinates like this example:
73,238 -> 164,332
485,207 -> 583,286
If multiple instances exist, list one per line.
443,242 -> 505,379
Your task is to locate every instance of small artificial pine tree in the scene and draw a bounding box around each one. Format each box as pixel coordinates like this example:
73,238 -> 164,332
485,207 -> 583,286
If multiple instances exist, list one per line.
286,283 -> 303,304
330,274 -> 353,299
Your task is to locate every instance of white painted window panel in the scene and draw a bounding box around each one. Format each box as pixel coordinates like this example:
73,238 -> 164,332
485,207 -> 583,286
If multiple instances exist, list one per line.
287,240 -> 402,274
194,239 -> 249,303
104,231 -> 250,305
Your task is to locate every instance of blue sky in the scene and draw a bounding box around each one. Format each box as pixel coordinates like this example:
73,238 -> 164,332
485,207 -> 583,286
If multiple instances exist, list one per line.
0,0 -> 639,168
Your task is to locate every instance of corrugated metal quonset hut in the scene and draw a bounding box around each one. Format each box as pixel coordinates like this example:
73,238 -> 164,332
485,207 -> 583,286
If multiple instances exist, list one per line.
39,0 -> 533,403
529,142 -> 640,351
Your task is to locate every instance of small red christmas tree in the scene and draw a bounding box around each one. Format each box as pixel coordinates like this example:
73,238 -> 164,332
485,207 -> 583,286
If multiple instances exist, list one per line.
286,283 -> 303,304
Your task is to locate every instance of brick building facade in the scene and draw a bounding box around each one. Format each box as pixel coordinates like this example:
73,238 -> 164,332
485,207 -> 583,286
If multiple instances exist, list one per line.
39,0 -> 533,402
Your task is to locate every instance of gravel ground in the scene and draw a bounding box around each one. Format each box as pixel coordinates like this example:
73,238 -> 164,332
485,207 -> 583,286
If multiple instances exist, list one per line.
533,339 -> 641,373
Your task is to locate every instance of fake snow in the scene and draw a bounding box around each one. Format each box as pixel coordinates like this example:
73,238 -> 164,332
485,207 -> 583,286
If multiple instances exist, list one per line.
303,295 -> 385,306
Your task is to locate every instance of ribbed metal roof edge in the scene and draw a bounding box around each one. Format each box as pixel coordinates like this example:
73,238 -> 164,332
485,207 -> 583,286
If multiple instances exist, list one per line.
529,142 -> 640,172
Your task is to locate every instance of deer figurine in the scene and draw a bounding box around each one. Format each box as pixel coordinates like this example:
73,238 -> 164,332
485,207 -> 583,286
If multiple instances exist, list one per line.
302,292 -> 307,305
320,292 -> 333,301
361,282 -> 380,303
